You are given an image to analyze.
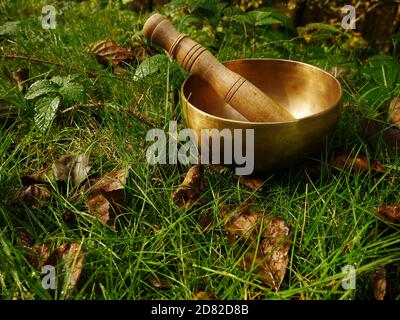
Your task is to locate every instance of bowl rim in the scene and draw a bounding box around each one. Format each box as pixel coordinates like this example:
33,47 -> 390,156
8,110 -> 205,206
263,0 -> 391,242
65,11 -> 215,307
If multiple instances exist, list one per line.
181,58 -> 343,126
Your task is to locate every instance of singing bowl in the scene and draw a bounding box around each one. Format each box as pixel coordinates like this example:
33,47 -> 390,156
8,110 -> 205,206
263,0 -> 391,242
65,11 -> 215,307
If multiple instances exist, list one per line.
181,58 -> 342,173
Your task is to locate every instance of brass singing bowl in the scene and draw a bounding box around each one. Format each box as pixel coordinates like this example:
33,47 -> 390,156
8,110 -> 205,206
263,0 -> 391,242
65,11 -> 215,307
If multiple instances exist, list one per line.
181,59 -> 342,173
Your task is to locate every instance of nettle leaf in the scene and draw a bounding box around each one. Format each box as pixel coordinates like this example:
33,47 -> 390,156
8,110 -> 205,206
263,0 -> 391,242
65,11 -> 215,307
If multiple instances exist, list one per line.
229,14 -> 252,25
362,54 -> 400,89
25,80 -> 59,100
34,96 -> 61,132
59,83 -> 85,104
259,7 -> 295,32
230,10 -> 282,27
248,11 -> 282,27
298,23 -> 341,35
0,21 -> 21,36
51,74 -> 80,87
222,6 -> 243,17
133,54 -> 168,81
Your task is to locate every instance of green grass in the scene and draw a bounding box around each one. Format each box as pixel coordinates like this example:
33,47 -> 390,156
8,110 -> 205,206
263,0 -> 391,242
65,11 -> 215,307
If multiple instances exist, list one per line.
1,0 -> 400,300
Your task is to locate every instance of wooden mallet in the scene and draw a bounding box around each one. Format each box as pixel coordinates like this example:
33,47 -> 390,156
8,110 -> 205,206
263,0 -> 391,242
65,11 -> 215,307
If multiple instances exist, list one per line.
143,13 -> 295,122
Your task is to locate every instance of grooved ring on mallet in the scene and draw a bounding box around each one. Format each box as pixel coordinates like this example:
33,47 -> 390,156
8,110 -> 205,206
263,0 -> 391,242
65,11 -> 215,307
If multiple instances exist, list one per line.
168,34 -> 186,58
182,43 -> 203,71
225,77 -> 246,103
186,47 -> 207,72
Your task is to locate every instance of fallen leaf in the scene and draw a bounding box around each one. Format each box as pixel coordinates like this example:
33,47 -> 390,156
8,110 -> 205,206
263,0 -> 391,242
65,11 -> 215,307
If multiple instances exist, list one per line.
371,267 -> 386,300
362,118 -> 400,156
376,205 -> 400,223
56,243 -> 84,298
148,277 -> 172,289
389,98 -> 400,128
86,167 -> 129,226
330,151 -> 385,174
16,229 -> 50,268
172,164 -> 205,211
15,230 -> 84,297
329,66 -> 350,78
93,167 -> 129,193
52,154 -> 90,186
87,192 -> 111,226
198,213 -> 213,229
130,41 -> 148,62
16,229 -> 34,247
205,164 -> 226,173
10,184 -> 51,209
193,291 -> 215,300
12,67 -> 29,92
89,39 -> 134,67
223,206 -> 291,290
21,167 -> 55,185
21,244 -> 50,269
239,176 -> 264,190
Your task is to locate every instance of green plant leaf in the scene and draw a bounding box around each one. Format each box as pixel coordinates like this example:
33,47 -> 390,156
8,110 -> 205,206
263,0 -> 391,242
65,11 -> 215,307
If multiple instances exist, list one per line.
230,10 -> 282,27
362,54 -> 400,89
297,23 -> 341,36
257,7 -> 295,32
133,54 -> 168,81
229,14 -> 251,25
51,74 -> 80,87
34,96 -> 60,132
0,21 -> 20,36
25,80 -> 59,100
59,83 -> 85,104
188,0 -> 218,16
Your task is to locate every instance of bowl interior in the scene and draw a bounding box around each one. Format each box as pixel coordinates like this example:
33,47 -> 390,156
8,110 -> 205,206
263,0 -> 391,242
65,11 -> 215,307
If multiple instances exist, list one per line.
183,59 -> 342,122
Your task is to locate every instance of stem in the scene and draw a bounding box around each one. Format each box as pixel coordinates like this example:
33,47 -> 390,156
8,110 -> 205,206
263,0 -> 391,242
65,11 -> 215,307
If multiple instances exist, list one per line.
1,54 -> 129,80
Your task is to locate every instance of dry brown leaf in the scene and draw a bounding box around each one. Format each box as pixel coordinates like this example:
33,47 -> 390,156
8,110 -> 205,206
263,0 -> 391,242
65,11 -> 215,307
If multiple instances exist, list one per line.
198,213 -> 213,229
30,244 -> 51,268
86,168 -> 129,226
148,277 -> 172,289
239,176 -> 264,190
56,243 -> 84,297
43,242 -> 85,297
362,118 -> 400,156
52,154 -> 90,186
193,291 -> 215,300
94,168 -> 129,193
205,164 -> 226,173
329,66 -> 350,78
16,229 -> 34,247
223,206 -> 291,290
89,39 -> 135,67
12,67 -> 29,92
389,98 -> 400,128
21,167 -> 55,185
371,267 -> 387,300
376,205 -> 400,223
16,229 -> 51,268
11,184 -> 52,209
172,164 -> 205,211
16,231 -> 84,296
87,192 -> 111,226
330,152 -> 385,173
130,41 -> 148,62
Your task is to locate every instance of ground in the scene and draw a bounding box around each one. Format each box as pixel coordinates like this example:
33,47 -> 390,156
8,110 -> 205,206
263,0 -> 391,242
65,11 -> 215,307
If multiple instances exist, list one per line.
0,0 -> 400,300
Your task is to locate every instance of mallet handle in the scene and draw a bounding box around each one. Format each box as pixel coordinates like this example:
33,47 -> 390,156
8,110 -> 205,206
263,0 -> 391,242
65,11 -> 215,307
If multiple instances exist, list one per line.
143,14 -> 295,122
